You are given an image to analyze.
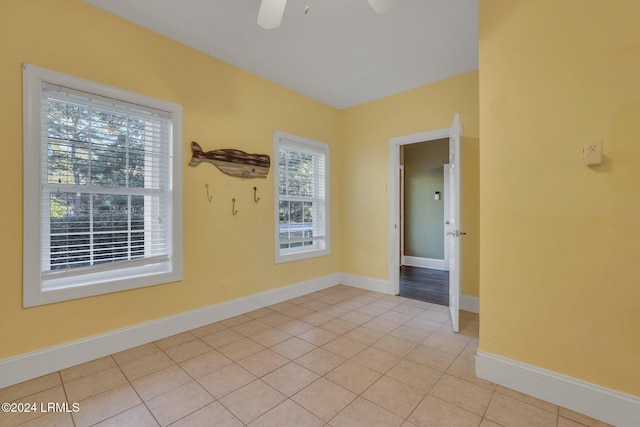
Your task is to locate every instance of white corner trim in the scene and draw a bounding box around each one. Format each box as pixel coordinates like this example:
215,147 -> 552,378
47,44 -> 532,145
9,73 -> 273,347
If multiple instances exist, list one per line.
476,351 -> 640,427
402,256 -> 446,271
460,294 -> 479,313
0,273 -> 340,389
340,273 -> 393,294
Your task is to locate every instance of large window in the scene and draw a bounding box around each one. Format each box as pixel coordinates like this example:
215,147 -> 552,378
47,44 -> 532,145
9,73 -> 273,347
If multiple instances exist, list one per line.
23,64 -> 183,307
274,131 -> 330,263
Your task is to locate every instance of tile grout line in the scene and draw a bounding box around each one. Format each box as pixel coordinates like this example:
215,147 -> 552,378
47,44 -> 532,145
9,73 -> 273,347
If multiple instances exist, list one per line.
57,370 -> 78,427
7,287 -> 601,427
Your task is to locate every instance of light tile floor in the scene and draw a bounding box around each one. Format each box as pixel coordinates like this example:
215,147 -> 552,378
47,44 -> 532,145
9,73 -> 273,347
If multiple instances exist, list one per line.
0,285 -> 613,427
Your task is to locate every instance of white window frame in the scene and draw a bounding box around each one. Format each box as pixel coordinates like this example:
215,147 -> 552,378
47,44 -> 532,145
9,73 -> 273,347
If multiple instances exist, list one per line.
23,64 -> 183,307
274,130 -> 330,263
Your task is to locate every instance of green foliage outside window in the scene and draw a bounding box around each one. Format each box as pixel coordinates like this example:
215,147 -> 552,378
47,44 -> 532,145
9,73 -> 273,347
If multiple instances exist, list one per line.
46,98 -> 150,270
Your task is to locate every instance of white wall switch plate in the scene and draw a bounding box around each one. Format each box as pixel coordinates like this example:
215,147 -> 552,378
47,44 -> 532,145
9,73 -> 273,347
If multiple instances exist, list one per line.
583,140 -> 603,166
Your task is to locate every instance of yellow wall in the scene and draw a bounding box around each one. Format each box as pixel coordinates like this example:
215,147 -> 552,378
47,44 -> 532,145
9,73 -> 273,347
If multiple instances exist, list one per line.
0,0 -> 341,360
479,0 -> 640,395
340,70 -> 480,297
0,0 -> 481,365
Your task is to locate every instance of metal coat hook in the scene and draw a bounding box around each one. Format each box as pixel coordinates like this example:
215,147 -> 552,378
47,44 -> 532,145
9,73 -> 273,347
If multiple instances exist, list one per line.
253,186 -> 260,203
232,198 -> 238,216
204,184 -> 212,202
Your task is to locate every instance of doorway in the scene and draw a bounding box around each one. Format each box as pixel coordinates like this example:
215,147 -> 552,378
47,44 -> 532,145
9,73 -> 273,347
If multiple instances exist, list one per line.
388,114 -> 462,331
399,139 -> 450,306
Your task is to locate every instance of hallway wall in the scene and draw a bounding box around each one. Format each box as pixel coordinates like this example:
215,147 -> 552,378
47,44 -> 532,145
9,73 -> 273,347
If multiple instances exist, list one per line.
403,139 -> 449,260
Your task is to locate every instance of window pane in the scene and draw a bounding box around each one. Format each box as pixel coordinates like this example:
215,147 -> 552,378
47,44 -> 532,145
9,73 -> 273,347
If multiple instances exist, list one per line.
49,192 -> 92,270
278,149 -> 288,196
131,195 -> 145,231
50,192 -> 90,227
300,153 -> 314,197
48,142 -> 90,185
91,111 -> 129,187
290,201 -> 303,225
128,136 -> 146,189
286,151 -> 301,196
94,232 -> 129,264
50,233 -> 91,270
92,194 -> 129,231
279,200 -> 290,223
47,101 -> 91,143
131,231 -> 145,258
303,201 -> 313,237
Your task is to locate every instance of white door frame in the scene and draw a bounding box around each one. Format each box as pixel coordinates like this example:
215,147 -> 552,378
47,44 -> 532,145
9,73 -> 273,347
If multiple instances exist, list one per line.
388,127 -> 452,295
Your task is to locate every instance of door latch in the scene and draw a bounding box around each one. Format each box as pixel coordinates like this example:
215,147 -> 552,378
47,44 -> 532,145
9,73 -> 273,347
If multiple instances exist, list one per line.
447,230 -> 467,237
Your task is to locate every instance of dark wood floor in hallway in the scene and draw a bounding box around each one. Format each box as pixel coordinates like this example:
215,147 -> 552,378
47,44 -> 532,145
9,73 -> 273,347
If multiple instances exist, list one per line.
399,266 -> 449,306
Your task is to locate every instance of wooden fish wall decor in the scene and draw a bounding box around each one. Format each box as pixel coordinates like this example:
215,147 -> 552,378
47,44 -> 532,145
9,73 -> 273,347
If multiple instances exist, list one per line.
189,141 -> 270,179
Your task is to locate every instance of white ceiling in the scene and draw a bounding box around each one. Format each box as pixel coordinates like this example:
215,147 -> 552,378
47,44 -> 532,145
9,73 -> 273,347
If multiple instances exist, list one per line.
83,0 -> 478,109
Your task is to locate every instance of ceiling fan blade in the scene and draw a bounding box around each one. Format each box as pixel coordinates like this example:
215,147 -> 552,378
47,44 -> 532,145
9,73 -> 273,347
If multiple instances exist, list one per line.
367,0 -> 394,14
257,0 -> 287,29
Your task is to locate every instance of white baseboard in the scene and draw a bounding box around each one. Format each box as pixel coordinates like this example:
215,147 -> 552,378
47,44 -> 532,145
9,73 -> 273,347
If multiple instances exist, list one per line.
460,295 -> 479,313
0,274 -> 341,389
340,273 -> 393,294
402,256 -> 446,271
0,272 -> 480,389
476,351 -> 640,427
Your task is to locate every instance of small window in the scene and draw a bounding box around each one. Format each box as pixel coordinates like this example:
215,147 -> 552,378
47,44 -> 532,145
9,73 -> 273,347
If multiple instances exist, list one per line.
23,64 -> 183,307
274,131 -> 330,263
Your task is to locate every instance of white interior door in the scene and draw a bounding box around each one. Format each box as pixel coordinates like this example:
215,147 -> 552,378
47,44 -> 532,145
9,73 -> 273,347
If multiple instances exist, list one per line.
447,113 -> 462,332
399,166 -> 405,266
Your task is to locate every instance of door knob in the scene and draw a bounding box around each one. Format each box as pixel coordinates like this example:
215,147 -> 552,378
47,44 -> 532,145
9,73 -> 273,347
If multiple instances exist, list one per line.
447,230 -> 467,237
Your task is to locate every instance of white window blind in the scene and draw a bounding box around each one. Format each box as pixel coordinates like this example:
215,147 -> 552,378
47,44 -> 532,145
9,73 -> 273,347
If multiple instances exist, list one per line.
23,64 -> 183,306
274,131 -> 330,263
